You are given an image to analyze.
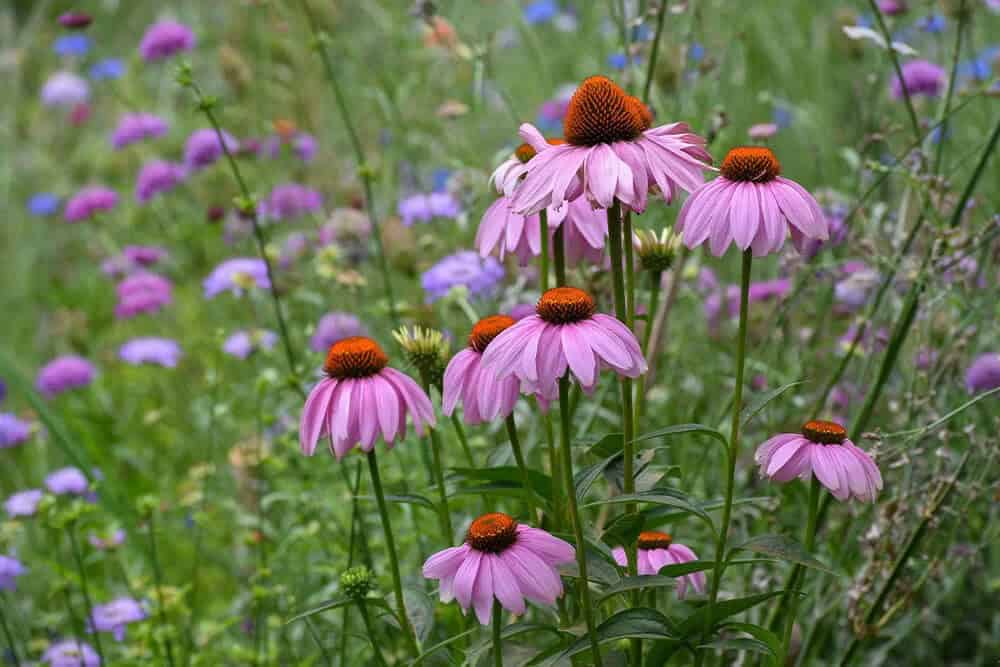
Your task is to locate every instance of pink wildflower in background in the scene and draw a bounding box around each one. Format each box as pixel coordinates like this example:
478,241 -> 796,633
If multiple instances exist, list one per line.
443,315 -> 522,424
36,356 -> 95,397
612,531 -> 705,598
139,20 -> 195,61
64,186 -> 118,222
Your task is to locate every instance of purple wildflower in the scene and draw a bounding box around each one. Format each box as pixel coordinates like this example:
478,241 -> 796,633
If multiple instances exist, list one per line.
41,71 -> 89,107
278,232 -> 309,268
5,489 -> 43,518
421,251 -> 504,302
111,113 -> 169,149
309,312 -> 367,352
89,529 -> 126,550
135,161 -> 186,204
260,183 -> 323,221
398,192 -> 463,226
891,60 -> 946,99
965,353 -> 1000,393
203,258 -> 271,297
139,20 -> 195,61
293,133 -> 318,161
45,467 -> 90,496
64,186 -> 118,222
36,356 -> 96,398
0,414 -> 32,448
58,12 -> 93,29
102,246 -> 168,278
0,555 -> 26,591
222,330 -> 278,359
42,639 -> 101,667
119,338 -> 182,368
184,128 -> 238,170
90,597 -> 146,641
115,272 -> 173,319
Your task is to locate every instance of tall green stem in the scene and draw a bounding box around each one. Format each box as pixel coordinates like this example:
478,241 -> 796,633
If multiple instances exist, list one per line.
492,599 -> 504,667
558,376 -> 602,666
418,372 -> 454,543
539,209 -> 550,291
553,223 -> 566,286
357,599 -> 389,667
365,450 -> 419,652
642,0 -> 669,103
702,249 -> 752,655
147,513 -> 177,667
68,526 -> 105,665
449,414 -> 476,467
623,211 -> 636,329
636,270 -> 662,427
506,415 -> 533,514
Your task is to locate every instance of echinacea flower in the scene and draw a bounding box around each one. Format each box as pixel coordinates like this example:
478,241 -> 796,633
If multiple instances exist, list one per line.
309,312 -> 368,352
203,258 -> 271,297
90,597 -> 146,641
45,467 -> 90,496
443,316 -> 522,424
0,413 -> 32,448
421,251 -> 505,303
5,489 -> 43,518
891,60 -> 946,99
755,420 -> 882,502
41,71 -> 89,107
42,639 -> 101,667
111,113 -> 169,149
422,512 -> 574,624
259,183 -> 323,221
139,20 -> 195,61
511,76 -> 711,215
675,146 -> 828,256
481,287 -> 646,397
222,330 -> 278,359
184,128 -> 238,170
114,272 -> 173,319
36,356 -> 96,398
612,531 -> 705,598
64,186 -> 118,222
135,161 -> 186,204
965,353 -> 1000,393
299,337 -> 435,460
119,338 -> 182,368
0,555 -> 26,591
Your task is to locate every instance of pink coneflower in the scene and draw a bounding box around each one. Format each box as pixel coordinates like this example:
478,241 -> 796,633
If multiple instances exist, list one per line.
443,316 -> 521,424
300,337 -> 435,460
481,287 -> 646,397
675,146 -> 828,257
477,195 -> 605,266
422,512 -> 574,624
510,76 -> 711,215
755,420 -> 882,502
611,531 -> 705,598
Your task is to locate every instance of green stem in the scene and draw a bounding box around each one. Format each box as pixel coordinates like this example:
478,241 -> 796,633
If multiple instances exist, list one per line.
702,249 -> 752,654
635,270 -> 662,428
450,414 -> 476,467
68,526 -> 106,665
419,372 -> 454,543
492,599 -> 504,667
539,209 -> 550,292
553,223 -> 566,286
305,617 -> 335,667
366,450 -> 419,652
781,477 -> 821,660
865,0 -> 921,142
0,595 -> 21,667
558,376 -> 603,666
623,211 -> 636,329
505,415 -> 533,513
642,0 -> 669,103
358,599 -> 390,667
147,513 -> 177,667
544,410 -> 562,529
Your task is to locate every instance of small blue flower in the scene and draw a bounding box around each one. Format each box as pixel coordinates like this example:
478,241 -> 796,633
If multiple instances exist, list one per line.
608,52 -> 628,70
524,0 -> 559,25
918,14 -> 946,33
855,14 -> 873,28
688,42 -> 705,63
90,58 -> 125,81
432,168 -> 452,193
53,34 -> 90,57
773,106 -> 793,129
28,193 -> 60,216
929,125 -> 951,144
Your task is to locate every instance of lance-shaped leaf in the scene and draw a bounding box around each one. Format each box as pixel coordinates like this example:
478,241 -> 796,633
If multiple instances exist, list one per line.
731,534 -> 839,575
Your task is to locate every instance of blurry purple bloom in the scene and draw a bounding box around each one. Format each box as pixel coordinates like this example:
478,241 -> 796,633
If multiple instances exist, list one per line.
309,313 -> 367,352
260,183 -> 323,221
36,356 -> 95,398
965,353 -> 1000,393
398,192 -> 463,226
45,467 -> 90,495
88,529 -> 126,550
135,161 -> 186,204
111,113 -> 169,149
58,12 -> 93,29
877,0 -> 907,14
524,0 -> 559,23
915,347 -> 938,370
293,133 -> 318,162
697,267 -> 720,293
41,71 -> 89,107
509,303 -> 536,320
5,489 -> 43,518
139,20 -> 195,61
689,42 -> 706,62
64,186 -> 118,222
918,14 -> 946,33
54,34 -> 90,57
891,60 -> 946,98
29,193 -> 61,216
608,53 -> 628,69
90,597 -> 146,641
119,338 -> 182,368
748,278 -> 791,304
421,251 -> 504,302
0,555 -> 26,591
90,58 -> 125,80
42,639 -> 101,667
184,128 -> 238,170
115,272 -> 173,319
278,232 -> 309,268
772,105 -> 792,128
0,414 -> 32,448
748,123 -> 778,139
800,205 -> 848,259
223,330 -> 278,359
125,245 -> 168,267
203,258 -> 271,297
0,378 -> 4,403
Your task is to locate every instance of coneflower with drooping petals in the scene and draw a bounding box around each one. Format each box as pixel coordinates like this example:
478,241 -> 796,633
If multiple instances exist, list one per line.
755,420 -> 882,502
422,512 -> 574,624
481,286 -> 646,398
675,146 -> 828,257
511,76 -> 711,215
443,316 -> 522,424
299,337 -> 435,460
612,531 -> 705,598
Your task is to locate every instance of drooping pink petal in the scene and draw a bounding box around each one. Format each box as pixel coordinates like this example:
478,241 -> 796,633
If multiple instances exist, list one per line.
452,549 -> 483,610
300,378 -> 337,455
471,554 -> 496,625
515,526 -> 575,565
583,143 -> 619,209
518,122 -> 549,154
371,374 -> 401,443
423,544 -> 471,579
489,554 -> 526,615
561,323 -> 598,388
443,349 -> 477,416
356,378 -> 380,451
504,544 -> 563,604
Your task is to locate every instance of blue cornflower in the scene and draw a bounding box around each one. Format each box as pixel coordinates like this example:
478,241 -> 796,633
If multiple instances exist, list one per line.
688,42 -> 705,62
524,0 -> 559,24
918,14 -> 946,33
90,58 -> 125,80
608,53 -> 628,69
54,34 -> 90,56
432,168 -> 452,192
28,193 -> 60,216
773,106 -> 793,129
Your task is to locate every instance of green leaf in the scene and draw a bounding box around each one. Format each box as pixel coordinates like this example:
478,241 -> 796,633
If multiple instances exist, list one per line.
600,511 -> 644,549
574,451 -> 622,502
698,637 -> 776,658
465,623 -> 570,666
633,423 -> 729,451
596,574 -> 683,604
584,489 -> 714,530
678,591 -> 789,637
450,484 -> 551,511
719,622 -> 782,661
403,587 -> 435,644
450,466 -> 552,501
741,381 -> 804,427
357,493 -> 437,511
286,597 -> 351,624
409,627 -> 477,665
642,496 -> 769,524
732,534 -> 838,575
586,432 -> 623,458
550,608 -> 677,664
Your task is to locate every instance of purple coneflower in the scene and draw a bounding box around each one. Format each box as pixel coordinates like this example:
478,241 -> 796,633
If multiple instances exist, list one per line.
119,338 -> 182,368
111,112 -> 169,149
443,316 -> 522,425
0,555 -> 26,591
64,186 -> 118,222
891,60 -> 946,99
139,20 -> 195,61
259,183 -> 323,221
135,161 -> 186,204
422,512 -> 574,624
42,639 -> 101,667
184,128 -> 238,170
45,467 -> 90,496
421,251 -> 504,302
511,76 -> 711,215
481,287 -> 646,397
755,420 -> 882,502
222,330 -> 278,359
965,353 -> 1000,393
309,312 -> 367,352
5,489 -> 43,518
36,355 -> 95,398
203,258 -> 271,297
299,337 -> 434,460
676,146 -> 828,256
612,531 -> 705,598
115,272 -> 173,319
90,597 -> 146,641
0,413 -> 32,448
41,71 -> 89,107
